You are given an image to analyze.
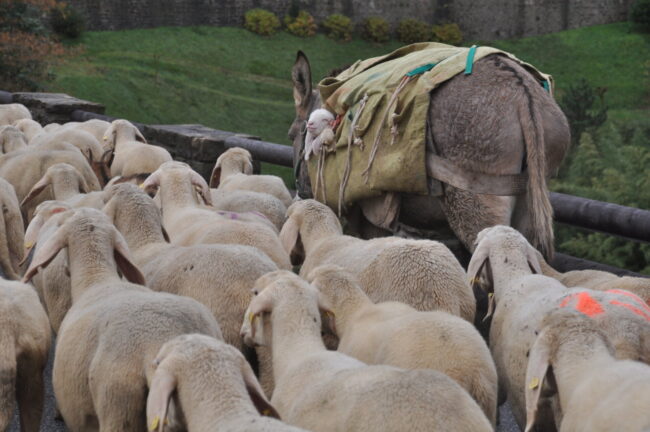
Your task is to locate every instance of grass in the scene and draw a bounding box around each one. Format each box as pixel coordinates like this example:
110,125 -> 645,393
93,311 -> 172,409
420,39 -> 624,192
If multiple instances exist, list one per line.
49,22 -> 649,184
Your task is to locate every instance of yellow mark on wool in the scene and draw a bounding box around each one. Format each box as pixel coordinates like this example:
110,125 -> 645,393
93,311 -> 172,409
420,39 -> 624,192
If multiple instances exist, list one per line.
149,416 -> 159,431
248,311 -> 256,324
24,242 -> 33,249
529,377 -> 539,389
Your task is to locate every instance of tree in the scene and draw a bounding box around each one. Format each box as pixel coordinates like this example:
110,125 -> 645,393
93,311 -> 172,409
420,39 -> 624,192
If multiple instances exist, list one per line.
0,0 -> 66,91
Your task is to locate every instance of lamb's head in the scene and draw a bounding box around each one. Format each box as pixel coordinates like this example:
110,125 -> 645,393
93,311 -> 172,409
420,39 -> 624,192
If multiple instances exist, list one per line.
22,208 -> 144,285
307,265 -> 362,312
142,161 -> 212,206
103,119 -> 146,151
524,309 -> 614,432
0,125 -> 28,154
241,271 -> 332,348
467,225 -> 542,295
103,183 -> 168,242
147,334 -> 279,430
210,147 -> 254,188
21,163 -> 89,209
306,109 -> 334,136
280,199 -> 342,265
22,200 -> 73,264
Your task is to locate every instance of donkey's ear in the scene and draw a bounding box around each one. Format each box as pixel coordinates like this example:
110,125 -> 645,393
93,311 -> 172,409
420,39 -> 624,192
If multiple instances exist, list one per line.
292,51 -> 312,107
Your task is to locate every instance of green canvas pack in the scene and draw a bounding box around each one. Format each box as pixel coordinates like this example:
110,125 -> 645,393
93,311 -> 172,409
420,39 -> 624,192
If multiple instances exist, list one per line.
307,42 -> 552,212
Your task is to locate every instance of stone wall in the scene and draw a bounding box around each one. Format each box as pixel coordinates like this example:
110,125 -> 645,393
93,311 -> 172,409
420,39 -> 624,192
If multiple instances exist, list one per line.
67,0 -> 633,40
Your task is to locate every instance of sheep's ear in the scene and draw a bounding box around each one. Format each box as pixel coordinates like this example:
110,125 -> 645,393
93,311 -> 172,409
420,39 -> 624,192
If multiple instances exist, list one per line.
244,158 -> 254,175
77,172 -> 90,194
279,216 -> 300,257
142,171 -> 161,195
526,243 -> 542,274
103,126 -> 117,150
161,226 -> 170,243
292,51 -> 312,108
146,366 -> 176,432
135,127 -> 147,143
248,292 -> 274,344
21,175 -> 51,209
240,355 -> 281,419
317,292 -> 337,335
524,328 -> 557,432
467,244 -> 491,293
112,227 -> 146,285
209,162 -> 221,188
102,195 -> 118,223
22,222 -> 69,282
189,170 -> 213,206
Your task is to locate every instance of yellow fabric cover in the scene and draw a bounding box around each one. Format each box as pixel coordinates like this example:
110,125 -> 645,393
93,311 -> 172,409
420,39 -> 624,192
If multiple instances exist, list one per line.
308,42 -> 553,210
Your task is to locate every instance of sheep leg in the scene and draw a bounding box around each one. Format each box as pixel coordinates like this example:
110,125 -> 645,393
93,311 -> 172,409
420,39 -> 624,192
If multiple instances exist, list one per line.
91,363 -> 146,432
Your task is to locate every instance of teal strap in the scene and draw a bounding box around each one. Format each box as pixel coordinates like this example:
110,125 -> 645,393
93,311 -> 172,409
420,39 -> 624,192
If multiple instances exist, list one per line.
406,62 -> 437,77
464,45 -> 478,75
542,80 -> 550,92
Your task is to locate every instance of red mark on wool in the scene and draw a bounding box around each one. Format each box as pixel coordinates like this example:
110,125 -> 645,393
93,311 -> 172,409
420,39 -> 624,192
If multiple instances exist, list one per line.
559,292 -> 605,317
609,300 -> 650,322
606,289 -> 650,309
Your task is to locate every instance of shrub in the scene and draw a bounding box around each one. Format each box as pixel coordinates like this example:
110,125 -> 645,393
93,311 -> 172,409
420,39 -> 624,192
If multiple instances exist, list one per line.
630,0 -> 650,31
284,10 -> 316,37
50,2 -> 85,38
322,14 -> 353,41
244,9 -> 280,36
0,0 -> 66,91
396,18 -> 430,44
432,23 -> 462,45
361,16 -> 390,43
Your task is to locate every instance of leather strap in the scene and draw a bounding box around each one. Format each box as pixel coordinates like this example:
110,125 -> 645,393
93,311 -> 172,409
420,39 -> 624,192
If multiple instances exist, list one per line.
426,153 -> 528,196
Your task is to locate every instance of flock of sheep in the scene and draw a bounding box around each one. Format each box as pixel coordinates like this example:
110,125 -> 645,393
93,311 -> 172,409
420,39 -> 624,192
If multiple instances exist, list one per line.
0,101 -> 649,432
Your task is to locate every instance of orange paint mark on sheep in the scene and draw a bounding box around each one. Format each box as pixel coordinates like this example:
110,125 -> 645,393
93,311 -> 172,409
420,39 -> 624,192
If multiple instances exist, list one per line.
606,289 -> 650,310
609,300 -> 650,322
559,292 -> 604,317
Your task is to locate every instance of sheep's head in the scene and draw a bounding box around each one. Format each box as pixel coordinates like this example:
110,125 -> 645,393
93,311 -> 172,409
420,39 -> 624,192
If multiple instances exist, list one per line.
210,147 -> 254,188
103,119 -> 146,151
21,163 -> 89,210
147,334 -> 279,431
280,199 -> 341,265
22,208 -> 145,285
307,265 -> 360,313
524,309 -> 613,432
242,271 -> 333,347
468,225 -> 542,294
142,161 -> 213,206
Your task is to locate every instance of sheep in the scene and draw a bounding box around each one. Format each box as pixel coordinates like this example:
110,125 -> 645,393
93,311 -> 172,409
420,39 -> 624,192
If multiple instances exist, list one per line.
0,280 -> 51,432
0,178 -> 24,280
0,125 -> 28,154
211,188 -> 287,231
30,127 -> 112,186
103,119 -> 172,177
537,252 -> 650,305
22,208 -> 223,431
142,161 -> 291,269
467,225 -> 650,430
210,147 -> 292,207
22,200 -> 74,333
0,147 -> 101,223
307,264 -> 498,426
0,103 -> 31,125
240,270 -> 492,432
280,199 -> 475,321
146,334 -> 308,432
525,309 -> 650,432
303,108 -> 335,161
63,118 -> 110,144
103,183 -> 278,390
12,118 -> 43,142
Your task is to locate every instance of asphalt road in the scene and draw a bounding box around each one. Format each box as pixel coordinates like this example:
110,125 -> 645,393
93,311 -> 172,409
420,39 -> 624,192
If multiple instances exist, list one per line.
10,338 -> 522,432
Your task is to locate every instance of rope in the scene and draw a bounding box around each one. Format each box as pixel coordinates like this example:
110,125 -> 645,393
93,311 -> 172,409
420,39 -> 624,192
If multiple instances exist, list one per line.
338,93 -> 369,215
361,75 -> 412,183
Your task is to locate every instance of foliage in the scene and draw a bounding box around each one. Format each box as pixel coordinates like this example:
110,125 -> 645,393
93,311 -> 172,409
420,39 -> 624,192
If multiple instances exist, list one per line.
244,9 -> 280,36
50,2 -> 85,39
432,23 -> 462,45
553,123 -> 650,273
361,16 -> 390,43
630,0 -> 650,31
396,18 -> 430,44
0,0 -> 65,91
321,14 -> 353,42
284,10 -> 316,38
